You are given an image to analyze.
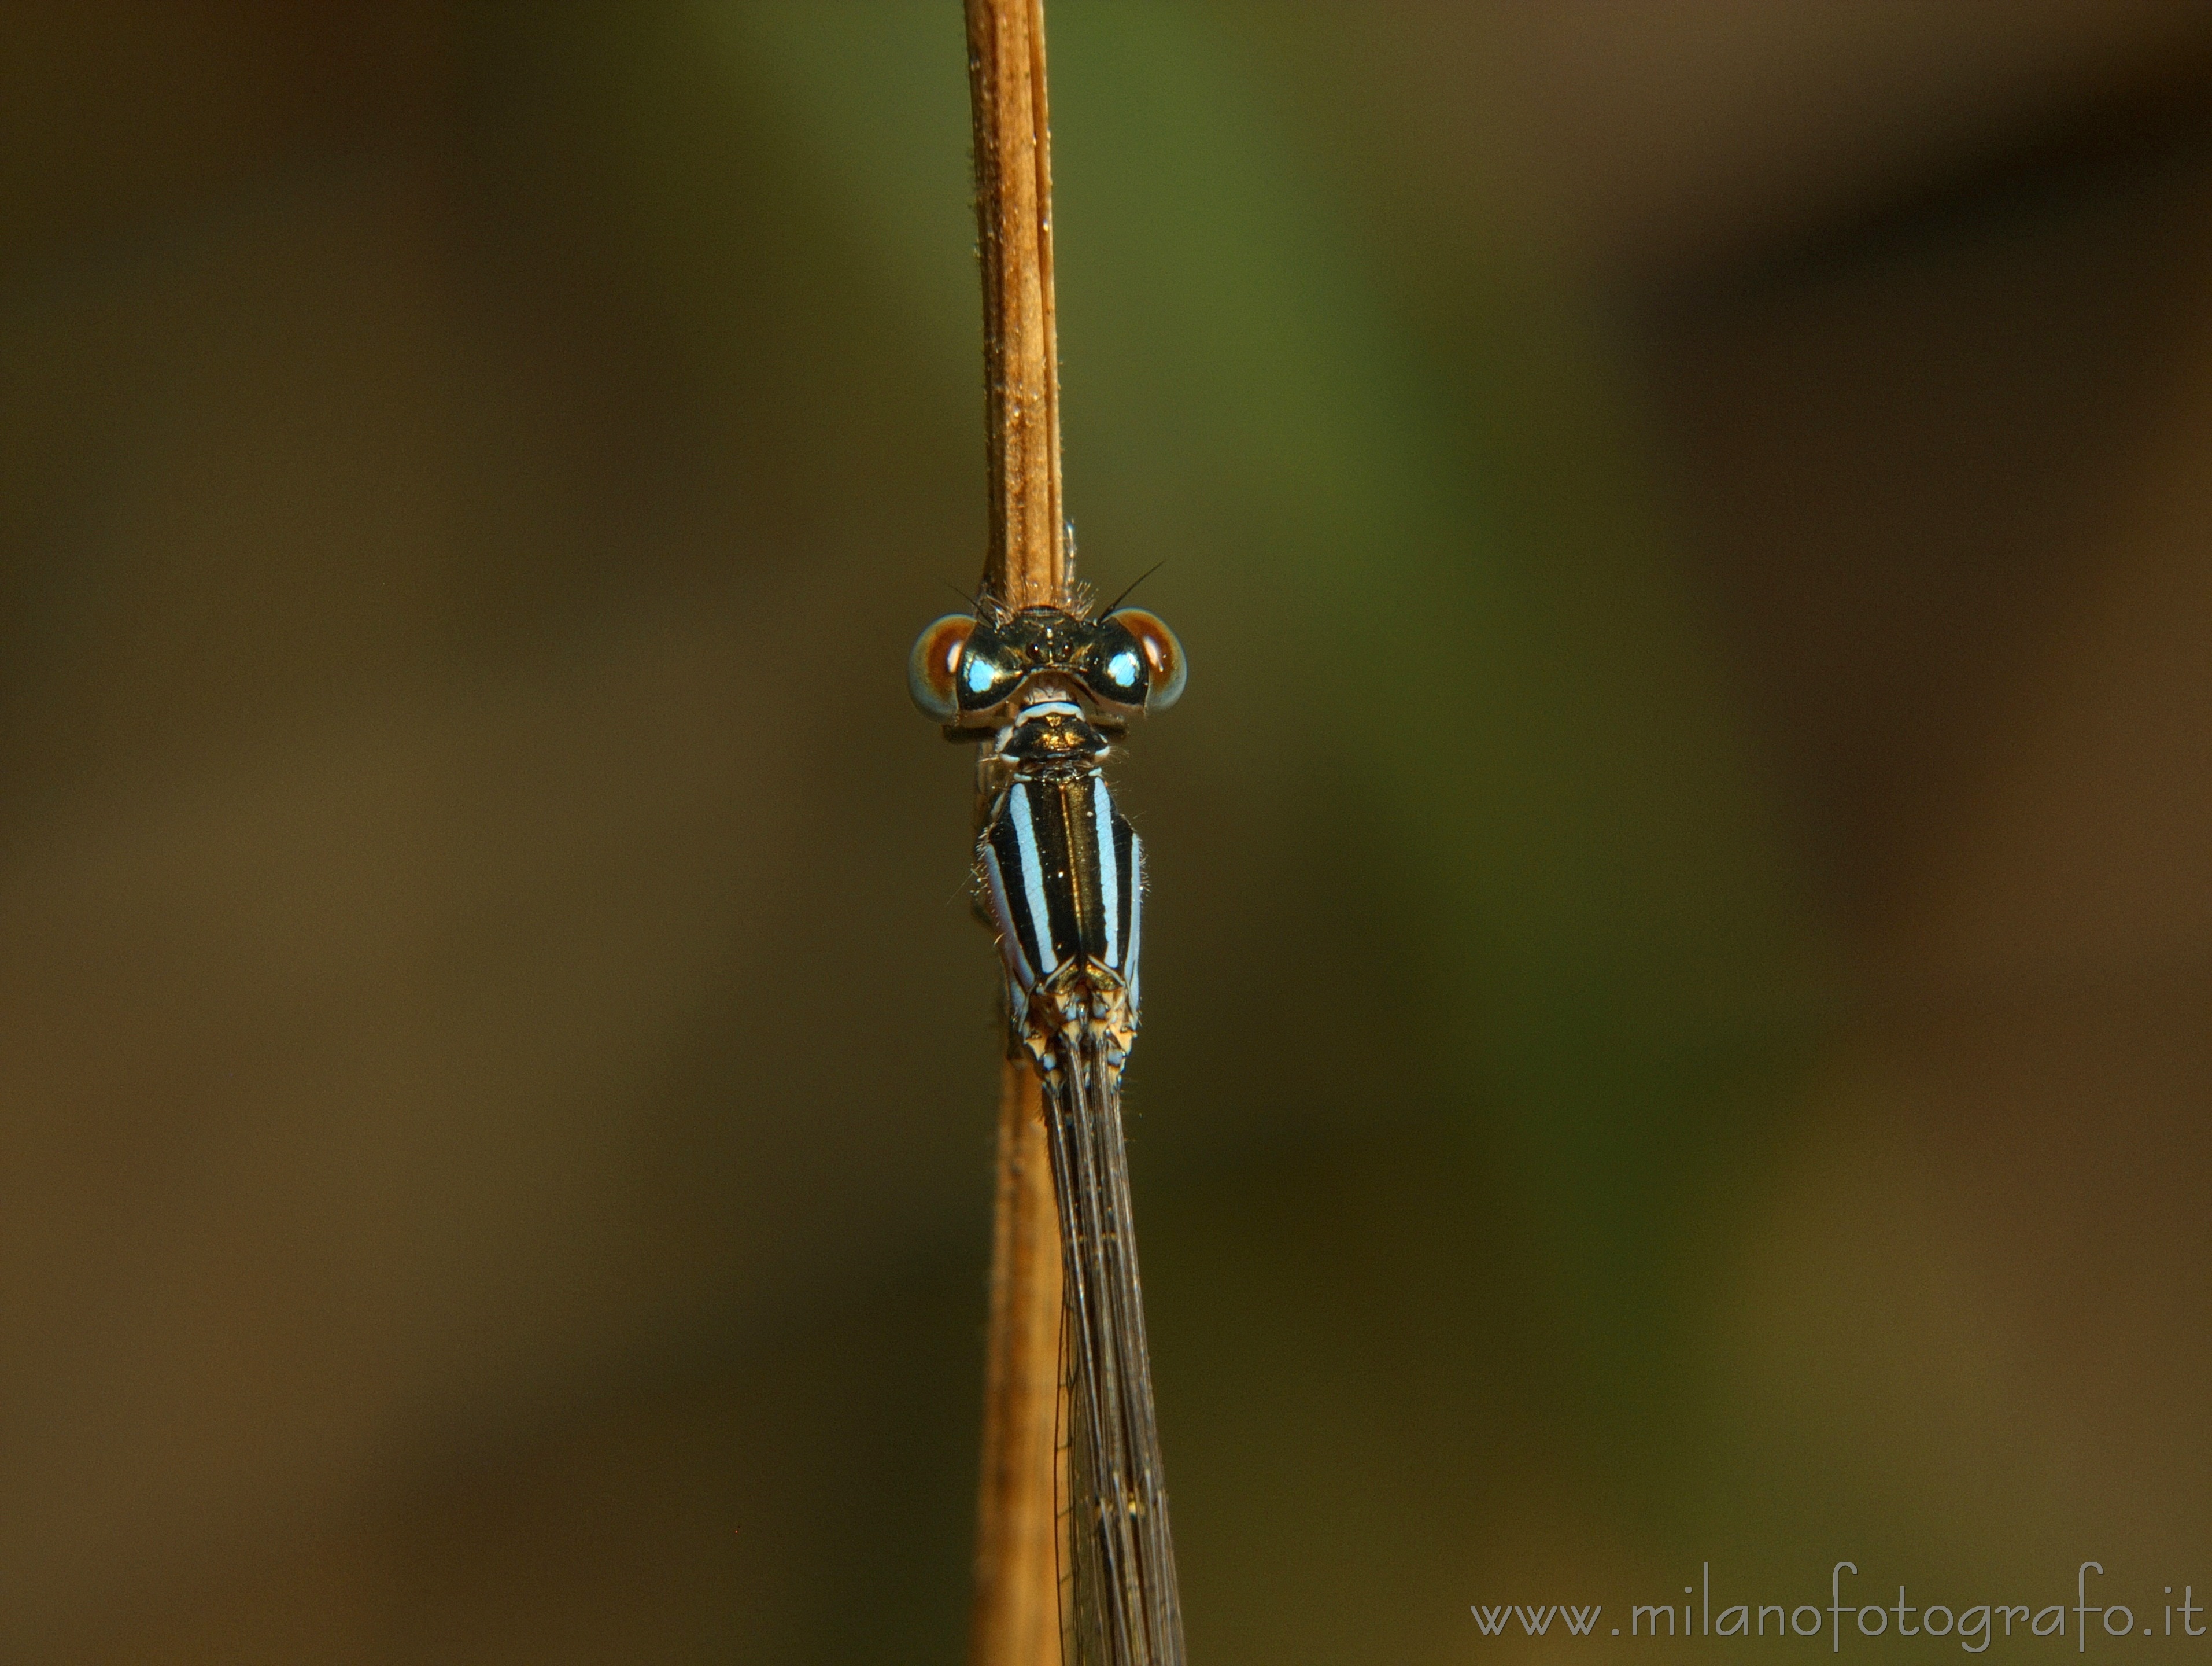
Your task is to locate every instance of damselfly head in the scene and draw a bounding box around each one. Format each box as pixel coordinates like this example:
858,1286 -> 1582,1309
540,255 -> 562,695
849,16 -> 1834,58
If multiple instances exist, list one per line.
907,602 -> 1185,725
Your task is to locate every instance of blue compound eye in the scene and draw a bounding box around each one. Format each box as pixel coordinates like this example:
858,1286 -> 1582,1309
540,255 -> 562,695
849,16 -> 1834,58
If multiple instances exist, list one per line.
1077,618 -> 1147,709
1102,609 -> 1185,711
951,621 -> 1024,714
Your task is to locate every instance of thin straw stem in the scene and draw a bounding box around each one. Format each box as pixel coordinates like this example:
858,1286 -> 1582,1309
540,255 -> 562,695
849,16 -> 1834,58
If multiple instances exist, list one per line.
964,3 -> 1068,1665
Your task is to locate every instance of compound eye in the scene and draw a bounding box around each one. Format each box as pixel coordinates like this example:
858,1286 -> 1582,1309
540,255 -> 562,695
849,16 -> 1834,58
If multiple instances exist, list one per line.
1110,608 -> 1186,710
953,622 -> 1025,713
907,614 -> 974,721
1079,618 -> 1150,709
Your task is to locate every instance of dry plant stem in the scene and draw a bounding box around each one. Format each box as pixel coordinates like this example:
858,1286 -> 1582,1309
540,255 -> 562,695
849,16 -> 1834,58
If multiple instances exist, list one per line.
970,1063 -> 1063,1666
969,0 -> 1065,611
964,3 -> 1068,1665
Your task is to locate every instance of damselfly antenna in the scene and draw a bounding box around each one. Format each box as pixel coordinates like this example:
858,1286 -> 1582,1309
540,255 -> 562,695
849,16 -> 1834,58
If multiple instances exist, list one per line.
1097,561 -> 1168,620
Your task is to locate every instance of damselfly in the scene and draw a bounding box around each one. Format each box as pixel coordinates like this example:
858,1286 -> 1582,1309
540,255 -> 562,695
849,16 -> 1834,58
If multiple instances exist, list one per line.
911,589 -> 1189,1666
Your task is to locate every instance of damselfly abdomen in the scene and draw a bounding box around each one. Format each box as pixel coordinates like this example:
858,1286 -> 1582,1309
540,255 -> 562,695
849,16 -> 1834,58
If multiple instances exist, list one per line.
912,594 -> 1188,1666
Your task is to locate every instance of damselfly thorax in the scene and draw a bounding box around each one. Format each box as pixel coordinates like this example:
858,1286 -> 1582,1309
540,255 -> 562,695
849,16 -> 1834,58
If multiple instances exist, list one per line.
981,696 -> 1141,1072
911,592 -> 1189,1666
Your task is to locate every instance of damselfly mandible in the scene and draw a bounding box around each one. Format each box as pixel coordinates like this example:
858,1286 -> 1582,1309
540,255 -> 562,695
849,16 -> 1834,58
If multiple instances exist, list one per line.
911,591 -> 1189,1666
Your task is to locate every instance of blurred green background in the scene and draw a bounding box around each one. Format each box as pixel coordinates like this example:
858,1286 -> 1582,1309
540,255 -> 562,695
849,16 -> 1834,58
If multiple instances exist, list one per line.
8,3 -> 2212,1660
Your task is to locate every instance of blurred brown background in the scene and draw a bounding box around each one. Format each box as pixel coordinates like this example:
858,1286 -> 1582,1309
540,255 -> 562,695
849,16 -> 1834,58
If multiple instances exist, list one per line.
6,3 -> 2212,1660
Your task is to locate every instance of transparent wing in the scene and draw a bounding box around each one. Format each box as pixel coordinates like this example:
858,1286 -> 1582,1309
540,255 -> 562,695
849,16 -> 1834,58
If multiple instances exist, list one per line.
1044,1010 -> 1183,1666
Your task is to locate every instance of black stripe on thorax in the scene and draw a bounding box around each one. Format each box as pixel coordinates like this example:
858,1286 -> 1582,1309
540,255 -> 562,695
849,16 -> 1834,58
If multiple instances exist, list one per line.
1032,772 -> 1103,972
1111,805 -> 1136,976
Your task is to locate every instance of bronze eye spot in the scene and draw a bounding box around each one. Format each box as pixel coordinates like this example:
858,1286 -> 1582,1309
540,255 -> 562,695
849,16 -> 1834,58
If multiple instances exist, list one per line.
907,614 -> 974,721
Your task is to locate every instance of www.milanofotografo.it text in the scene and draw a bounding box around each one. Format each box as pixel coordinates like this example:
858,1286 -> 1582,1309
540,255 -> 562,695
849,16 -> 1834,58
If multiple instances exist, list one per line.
1471,1564 -> 2208,1652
